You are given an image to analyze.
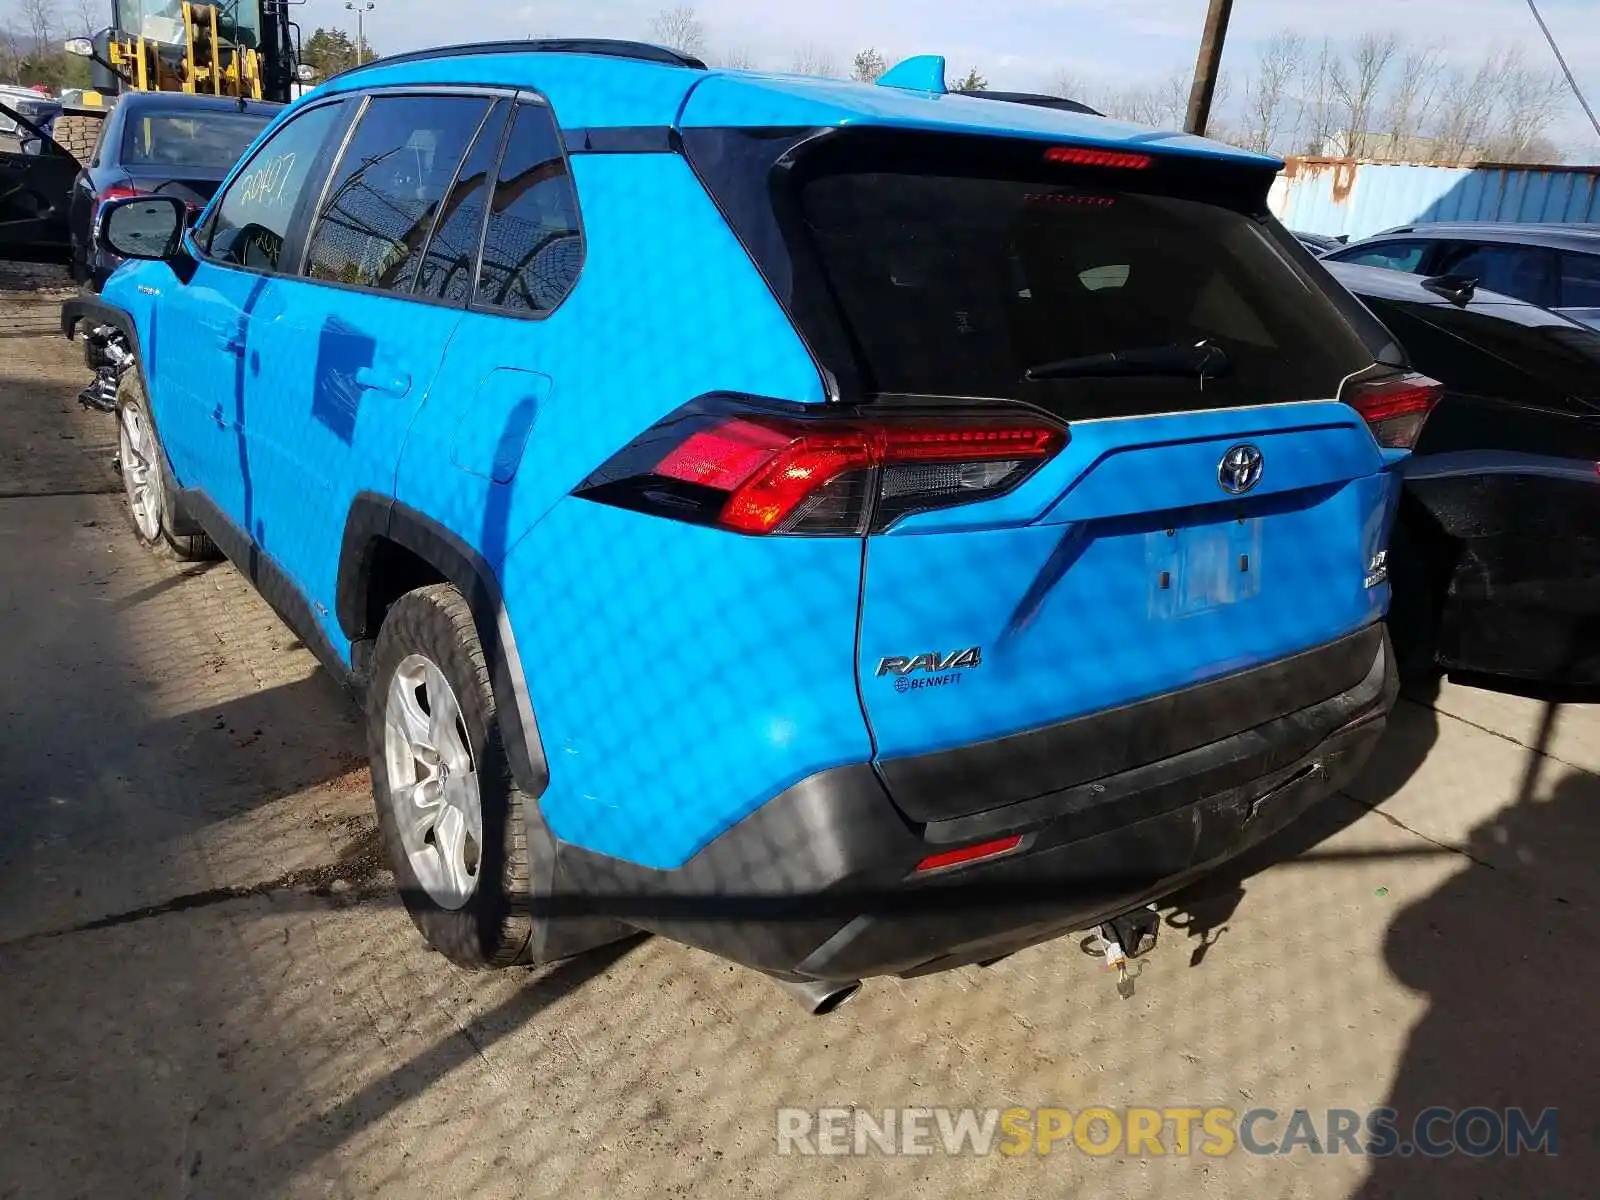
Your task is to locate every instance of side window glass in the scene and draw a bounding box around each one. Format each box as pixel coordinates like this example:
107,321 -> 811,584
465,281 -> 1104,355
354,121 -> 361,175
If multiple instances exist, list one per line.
414,99 -> 509,304
1433,242 -> 1554,307
205,102 -> 346,272
1558,252 -> 1600,309
306,94 -> 492,293
1332,241 -> 1427,272
475,101 -> 584,315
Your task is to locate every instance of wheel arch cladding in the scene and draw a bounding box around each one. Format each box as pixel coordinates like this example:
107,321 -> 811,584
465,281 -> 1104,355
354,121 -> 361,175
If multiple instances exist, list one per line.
338,494 -> 551,801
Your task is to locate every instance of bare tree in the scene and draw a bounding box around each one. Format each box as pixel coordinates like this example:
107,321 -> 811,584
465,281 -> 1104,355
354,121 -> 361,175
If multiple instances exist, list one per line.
1096,70 -> 1195,128
1484,47 -> 1568,162
713,46 -> 755,70
1047,70 -> 1091,104
1382,43 -> 1445,156
851,47 -> 887,83
18,0 -> 59,48
70,0 -> 98,36
1327,31 -> 1399,157
1242,31 -> 1304,154
790,43 -> 839,78
1299,39 -> 1341,154
0,23 -> 23,83
649,6 -> 705,59
1430,54 -> 1502,164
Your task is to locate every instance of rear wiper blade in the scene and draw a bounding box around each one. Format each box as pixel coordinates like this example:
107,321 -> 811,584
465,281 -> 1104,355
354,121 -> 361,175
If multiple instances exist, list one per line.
1024,340 -> 1232,382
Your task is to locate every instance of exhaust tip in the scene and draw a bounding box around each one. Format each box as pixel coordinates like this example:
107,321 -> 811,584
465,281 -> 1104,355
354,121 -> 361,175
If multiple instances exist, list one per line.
771,976 -> 863,1015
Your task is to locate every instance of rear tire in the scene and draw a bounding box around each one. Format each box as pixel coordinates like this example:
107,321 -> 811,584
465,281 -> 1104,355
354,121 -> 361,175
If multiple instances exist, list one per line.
114,370 -> 220,563
51,113 -> 104,168
367,585 -> 533,969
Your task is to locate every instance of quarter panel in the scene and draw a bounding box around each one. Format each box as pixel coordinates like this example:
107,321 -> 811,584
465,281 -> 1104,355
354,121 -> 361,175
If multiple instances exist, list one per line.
500,498 -> 873,869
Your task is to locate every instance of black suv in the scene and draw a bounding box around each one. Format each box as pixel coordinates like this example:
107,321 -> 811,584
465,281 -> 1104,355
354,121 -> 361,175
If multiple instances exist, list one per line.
1326,260 -> 1600,685
1324,222 -> 1600,330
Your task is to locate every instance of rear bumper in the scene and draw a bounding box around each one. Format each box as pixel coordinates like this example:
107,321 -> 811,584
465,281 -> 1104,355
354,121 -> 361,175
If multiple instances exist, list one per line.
549,624 -> 1398,981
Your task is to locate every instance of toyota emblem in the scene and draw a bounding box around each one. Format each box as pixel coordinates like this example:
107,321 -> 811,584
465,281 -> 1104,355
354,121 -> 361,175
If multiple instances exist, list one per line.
1217,444 -> 1264,495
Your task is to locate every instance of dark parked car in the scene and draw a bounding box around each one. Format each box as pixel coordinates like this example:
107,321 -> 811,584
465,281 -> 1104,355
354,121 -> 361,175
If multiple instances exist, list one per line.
1326,260 -> 1600,685
66,92 -> 279,288
1324,221 -> 1600,330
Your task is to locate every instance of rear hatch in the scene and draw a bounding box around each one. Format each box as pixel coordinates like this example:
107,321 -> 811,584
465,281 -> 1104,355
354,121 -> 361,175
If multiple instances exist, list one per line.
681,124 -> 1408,821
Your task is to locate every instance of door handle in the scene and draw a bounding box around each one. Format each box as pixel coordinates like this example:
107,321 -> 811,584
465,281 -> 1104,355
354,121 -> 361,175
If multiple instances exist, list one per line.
354,366 -> 412,397
215,324 -> 246,353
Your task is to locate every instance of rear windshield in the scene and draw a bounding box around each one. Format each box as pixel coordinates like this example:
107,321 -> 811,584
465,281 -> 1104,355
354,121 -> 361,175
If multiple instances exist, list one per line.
686,128 -> 1390,418
121,111 -> 269,171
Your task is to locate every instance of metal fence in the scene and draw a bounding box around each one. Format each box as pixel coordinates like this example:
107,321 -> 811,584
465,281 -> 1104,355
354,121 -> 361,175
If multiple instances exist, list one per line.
1268,158 -> 1600,241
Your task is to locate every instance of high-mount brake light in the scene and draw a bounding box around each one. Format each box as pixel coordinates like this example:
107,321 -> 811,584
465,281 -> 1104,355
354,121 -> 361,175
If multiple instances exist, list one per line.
1345,373 -> 1443,450
577,405 -> 1066,536
1044,146 -> 1152,170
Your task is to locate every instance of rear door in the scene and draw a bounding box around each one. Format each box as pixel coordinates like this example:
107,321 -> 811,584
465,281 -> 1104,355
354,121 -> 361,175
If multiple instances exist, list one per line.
691,128 -> 1403,796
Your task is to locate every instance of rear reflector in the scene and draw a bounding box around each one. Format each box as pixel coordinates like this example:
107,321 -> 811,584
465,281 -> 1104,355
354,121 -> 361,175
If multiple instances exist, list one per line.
1044,145 -> 1152,170
579,401 -> 1066,535
916,836 -> 1024,873
1345,373 -> 1443,450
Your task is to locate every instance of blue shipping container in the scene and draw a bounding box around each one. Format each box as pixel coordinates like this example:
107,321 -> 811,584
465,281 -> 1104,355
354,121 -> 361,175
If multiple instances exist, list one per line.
1268,158 -> 1600,241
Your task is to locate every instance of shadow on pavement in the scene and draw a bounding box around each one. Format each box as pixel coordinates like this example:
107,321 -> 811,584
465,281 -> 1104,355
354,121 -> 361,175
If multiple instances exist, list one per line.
1351,741 -> 1596,1195
1160,671 -> 1446,964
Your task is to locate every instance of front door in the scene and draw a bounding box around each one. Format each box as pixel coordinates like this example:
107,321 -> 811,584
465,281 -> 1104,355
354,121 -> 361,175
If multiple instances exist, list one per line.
149,98 -> 353,521
0,103 -> 78,264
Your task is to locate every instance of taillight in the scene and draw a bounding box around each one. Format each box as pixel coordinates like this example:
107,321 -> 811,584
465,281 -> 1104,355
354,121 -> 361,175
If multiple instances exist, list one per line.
576,399 -> 1066,535
97,184 -> 146,207
1345,373 -> 1443,450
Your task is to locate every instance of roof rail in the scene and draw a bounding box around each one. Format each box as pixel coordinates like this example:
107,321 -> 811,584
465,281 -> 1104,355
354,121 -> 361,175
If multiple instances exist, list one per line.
330,38 -> 708,81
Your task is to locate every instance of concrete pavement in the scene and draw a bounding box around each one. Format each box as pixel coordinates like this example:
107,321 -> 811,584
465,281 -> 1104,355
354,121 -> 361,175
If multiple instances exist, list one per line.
0,263 -> 1593,1199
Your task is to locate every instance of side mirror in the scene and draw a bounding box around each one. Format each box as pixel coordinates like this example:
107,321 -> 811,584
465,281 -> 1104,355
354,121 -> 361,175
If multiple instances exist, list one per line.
296,64 -> 319,83
64,37 -> 94,57
97,194 -> 188,262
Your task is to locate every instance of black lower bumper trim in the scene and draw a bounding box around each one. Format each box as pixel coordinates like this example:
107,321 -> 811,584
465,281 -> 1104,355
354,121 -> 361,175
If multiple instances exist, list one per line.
547,625 -> 1397,981
880,624 -> 1386,823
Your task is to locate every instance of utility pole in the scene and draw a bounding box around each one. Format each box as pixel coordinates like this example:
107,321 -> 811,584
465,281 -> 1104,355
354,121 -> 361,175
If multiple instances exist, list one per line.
346,1 -> 375,63
1184,0 -> 1234,137
1524,0 -> 1600,143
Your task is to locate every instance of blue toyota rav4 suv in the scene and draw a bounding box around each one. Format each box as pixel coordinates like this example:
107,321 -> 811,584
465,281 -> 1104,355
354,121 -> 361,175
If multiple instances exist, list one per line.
66,40 -> 1424,1010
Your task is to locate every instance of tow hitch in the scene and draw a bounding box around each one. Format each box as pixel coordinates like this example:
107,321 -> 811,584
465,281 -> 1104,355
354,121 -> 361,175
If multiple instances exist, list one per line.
1094,903 -> 1162,999
76,324 -> 134,414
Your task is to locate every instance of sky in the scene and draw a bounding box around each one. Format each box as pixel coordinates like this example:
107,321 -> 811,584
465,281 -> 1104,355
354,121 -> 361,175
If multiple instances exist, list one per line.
297,0 -> 1600,161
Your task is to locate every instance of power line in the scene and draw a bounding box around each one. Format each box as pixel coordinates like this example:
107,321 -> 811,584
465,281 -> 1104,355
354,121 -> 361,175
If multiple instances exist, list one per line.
1523,0 -> 1600,143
